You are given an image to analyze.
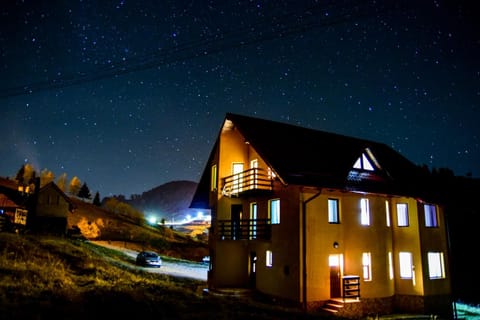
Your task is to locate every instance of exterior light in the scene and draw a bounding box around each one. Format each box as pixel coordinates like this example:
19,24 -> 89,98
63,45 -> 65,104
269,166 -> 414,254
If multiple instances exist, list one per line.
333,241 -> 339,249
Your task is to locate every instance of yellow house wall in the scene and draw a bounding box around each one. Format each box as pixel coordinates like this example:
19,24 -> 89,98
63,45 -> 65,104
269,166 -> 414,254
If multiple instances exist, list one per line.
254,183 -> 301,302
391,197 -> 424,296
304,190 -> 396,302
418,204 -> 451,296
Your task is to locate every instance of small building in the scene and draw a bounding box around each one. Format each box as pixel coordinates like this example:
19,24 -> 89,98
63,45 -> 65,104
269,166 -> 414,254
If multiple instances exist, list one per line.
190,113 -> 452,318
29,181 -> 75,235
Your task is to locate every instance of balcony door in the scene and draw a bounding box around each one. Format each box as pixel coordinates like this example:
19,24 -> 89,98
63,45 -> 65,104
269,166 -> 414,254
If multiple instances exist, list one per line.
231,204 -> 242,240
232,163 -> 244,193
250,159 -> 258,189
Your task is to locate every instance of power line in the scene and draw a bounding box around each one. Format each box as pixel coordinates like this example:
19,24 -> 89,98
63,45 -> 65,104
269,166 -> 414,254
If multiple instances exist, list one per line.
0,0 -> 407,100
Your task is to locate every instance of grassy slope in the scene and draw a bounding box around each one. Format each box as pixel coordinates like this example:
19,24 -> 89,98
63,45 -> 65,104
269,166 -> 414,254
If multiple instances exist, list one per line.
68,197 -> 209,262
0,233 -> 338,320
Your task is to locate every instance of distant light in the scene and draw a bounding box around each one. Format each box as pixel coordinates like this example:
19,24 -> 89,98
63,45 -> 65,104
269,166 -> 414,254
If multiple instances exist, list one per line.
148,216 -> 157,225
197,211 -> 203,219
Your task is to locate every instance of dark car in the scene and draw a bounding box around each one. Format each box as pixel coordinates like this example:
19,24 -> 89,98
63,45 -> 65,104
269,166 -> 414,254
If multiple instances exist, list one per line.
136,251 -> 162,268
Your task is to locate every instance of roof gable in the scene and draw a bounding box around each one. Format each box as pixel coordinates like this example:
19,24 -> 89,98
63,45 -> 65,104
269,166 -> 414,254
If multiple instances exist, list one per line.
224,112 -> 421,194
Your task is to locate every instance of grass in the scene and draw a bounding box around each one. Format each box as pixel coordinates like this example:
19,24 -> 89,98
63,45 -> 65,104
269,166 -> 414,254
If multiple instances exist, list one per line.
0,232 -> 339,320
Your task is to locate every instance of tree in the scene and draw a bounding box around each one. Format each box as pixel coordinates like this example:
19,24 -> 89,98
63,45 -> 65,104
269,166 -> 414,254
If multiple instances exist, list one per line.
68,176 -> 82,196
40,168 -> 55,187
15,163 -> 36,186
77,182 -> 92,200
93,191 -> 101,206
57,173 -> 67,192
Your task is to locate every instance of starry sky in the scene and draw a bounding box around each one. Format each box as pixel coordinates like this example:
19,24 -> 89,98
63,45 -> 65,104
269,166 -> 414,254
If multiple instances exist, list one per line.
1,0 -> 479,198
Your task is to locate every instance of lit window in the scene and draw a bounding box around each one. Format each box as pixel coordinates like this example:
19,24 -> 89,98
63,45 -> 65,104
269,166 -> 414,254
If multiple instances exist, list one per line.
428,252 -> 445,279
353,153 -> 375,171
362,252 -> 372,281
266,250 -> 273,267
328,198 -> 340,224
210,164 -> 217,191
424,204 -> 438,228
385,200 -> 391,227
399,252 -> 413,279
268,167 -> 276,179
396,203 -> 409,227
360,198 -> 370,226
250,202 -> 257,240
388,252 -> 394,280
269,199 -> 280,224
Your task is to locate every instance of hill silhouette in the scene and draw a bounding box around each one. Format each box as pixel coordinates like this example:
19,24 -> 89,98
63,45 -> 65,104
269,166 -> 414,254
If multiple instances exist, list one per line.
126,180 -> 200,222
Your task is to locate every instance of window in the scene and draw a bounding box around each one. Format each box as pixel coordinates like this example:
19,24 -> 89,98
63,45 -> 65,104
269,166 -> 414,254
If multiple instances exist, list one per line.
250,159 -> 258,189
353,153 -> 375,171
388,252 -> 394,280
385,200 -> 391,227
269,199 -> 280,224
428,252 -> 445,279
249,202 -> 257,240
360,198 -> 370,226
362,252 -> 372,281
266,250 -> 273,267
424,204 -> 438,227
328,198 -> 340,223
210,164 -> 217,191
396,203 -> 409,227
399,252 -> 413,279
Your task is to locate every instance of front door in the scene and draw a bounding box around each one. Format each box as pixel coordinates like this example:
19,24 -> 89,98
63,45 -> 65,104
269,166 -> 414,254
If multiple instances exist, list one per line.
329,254 -> 342,298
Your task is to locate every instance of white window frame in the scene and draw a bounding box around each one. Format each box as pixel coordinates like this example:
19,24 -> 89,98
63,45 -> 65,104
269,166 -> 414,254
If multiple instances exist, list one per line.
210,164 -> 217,191
362,252 -> 372,281
428,252 -> 446,279
249,202 -> 257,240
385,200 -> 391,227
328,198 -> 340,224
424,204 -> 438,228
399,252 -> 413,279
269,199 -> 280,224
360,198 -> 370,226
396,203 -> 409,227
266,250 -> 273,267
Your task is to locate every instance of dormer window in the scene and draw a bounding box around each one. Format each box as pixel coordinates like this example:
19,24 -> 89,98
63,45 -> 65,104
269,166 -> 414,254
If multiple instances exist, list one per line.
352,148 -> 380,171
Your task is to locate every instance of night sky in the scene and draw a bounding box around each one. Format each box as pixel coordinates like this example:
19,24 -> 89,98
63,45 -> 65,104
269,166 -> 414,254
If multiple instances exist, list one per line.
1,0 -> 479,198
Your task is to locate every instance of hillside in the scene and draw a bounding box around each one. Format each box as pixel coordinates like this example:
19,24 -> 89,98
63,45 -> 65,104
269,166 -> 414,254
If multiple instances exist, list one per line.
126,180 -> 200,222
67,197 -> 208,262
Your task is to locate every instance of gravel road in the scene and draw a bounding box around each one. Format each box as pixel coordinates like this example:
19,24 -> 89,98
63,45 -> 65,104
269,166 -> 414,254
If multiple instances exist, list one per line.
91,241 -> 208,281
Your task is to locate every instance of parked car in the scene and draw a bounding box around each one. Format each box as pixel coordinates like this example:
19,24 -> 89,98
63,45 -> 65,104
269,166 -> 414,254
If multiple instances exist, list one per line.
136,251 -> 162,268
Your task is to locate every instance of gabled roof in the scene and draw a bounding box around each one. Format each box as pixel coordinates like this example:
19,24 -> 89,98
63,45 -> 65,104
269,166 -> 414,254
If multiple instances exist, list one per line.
190,113 -> 425,209
39,182 -> 72,204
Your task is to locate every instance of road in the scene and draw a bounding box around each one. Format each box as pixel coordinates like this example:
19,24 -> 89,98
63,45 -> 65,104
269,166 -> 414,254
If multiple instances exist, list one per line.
91,241 -> 208,281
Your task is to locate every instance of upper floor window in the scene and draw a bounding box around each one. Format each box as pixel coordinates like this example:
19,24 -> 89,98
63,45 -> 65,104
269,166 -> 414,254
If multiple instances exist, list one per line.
385,200 -> 391,227
328,198 -> 340,224
428,252 -> 446,279
249,202 -> 257,240
424,204 -> 438,228
360,198 -> 370,226
269,199 -> 280,224
353,149 -> 379,171
399,252 -> 413,279
210,164 -> 217,191
396,203 -> 409,227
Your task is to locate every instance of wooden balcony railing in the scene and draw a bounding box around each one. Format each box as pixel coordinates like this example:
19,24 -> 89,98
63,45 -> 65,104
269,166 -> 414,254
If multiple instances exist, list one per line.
221,168 -> 273,197
215,219 -> 271,240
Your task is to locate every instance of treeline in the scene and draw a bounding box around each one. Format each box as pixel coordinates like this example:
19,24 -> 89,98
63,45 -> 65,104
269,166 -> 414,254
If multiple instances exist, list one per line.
14,163 -> 100,204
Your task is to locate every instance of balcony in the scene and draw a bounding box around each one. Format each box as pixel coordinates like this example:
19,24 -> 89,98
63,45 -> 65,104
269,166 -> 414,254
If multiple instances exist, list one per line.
216,219 -> 271,240
221,168 -> 273,197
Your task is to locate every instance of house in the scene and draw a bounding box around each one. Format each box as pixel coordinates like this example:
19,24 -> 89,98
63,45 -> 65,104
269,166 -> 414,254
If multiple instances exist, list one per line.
0,177 -> 29,231
28,181 -> 75,235
190,113 -> 452,318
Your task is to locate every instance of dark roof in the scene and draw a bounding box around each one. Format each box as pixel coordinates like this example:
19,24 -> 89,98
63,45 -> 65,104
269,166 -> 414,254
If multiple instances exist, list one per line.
190,113 -> 425,209
39,182 -> 73,204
